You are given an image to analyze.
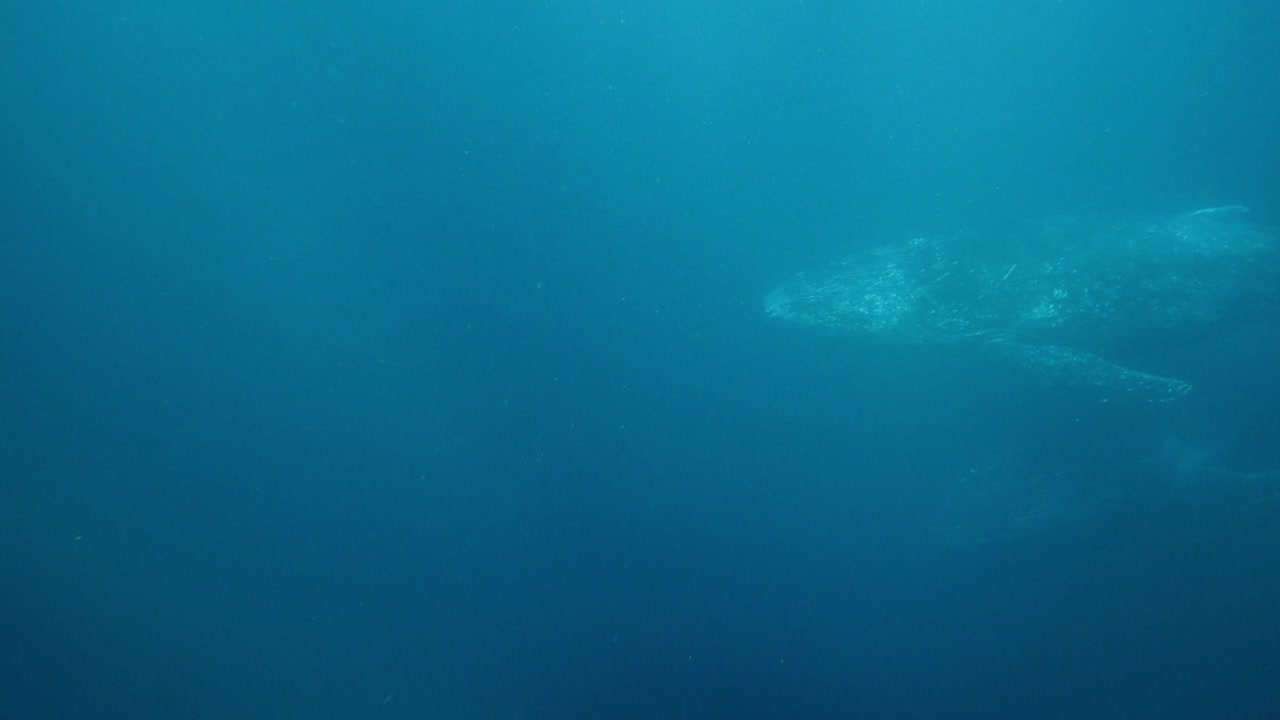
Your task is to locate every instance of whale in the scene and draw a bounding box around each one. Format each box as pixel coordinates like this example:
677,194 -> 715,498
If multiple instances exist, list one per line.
766,206 -> 1279,404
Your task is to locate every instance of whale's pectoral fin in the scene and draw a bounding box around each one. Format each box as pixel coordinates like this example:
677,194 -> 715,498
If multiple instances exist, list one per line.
981,339 -> 1192,403
1188,204 -> 1249,218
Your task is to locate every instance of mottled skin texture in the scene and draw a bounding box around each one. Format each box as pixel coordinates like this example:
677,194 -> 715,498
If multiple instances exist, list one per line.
767,207 -> 1278,403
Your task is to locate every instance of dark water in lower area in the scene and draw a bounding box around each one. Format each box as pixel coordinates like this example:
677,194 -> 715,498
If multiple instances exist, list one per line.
3,2 -> 1279,718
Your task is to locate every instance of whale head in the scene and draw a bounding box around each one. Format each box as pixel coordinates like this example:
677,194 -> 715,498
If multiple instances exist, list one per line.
765,260 -> 917,336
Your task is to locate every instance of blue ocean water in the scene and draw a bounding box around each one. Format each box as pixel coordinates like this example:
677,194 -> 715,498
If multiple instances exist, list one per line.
3,2 -> 1278,718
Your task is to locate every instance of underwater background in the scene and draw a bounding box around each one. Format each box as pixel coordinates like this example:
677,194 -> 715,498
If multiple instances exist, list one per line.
3,1 -> 1279,718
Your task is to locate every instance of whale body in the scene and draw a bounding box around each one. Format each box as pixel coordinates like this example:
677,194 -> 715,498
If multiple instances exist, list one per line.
766,207 -> 1279,403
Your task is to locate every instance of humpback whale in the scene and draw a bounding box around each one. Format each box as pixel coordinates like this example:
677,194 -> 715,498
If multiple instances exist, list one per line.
766,207 -> 1279,404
